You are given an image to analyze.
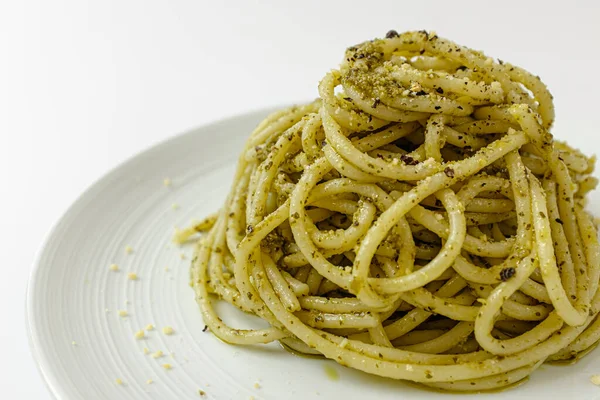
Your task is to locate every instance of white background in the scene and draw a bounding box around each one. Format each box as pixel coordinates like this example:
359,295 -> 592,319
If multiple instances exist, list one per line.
2,0 -> 600,398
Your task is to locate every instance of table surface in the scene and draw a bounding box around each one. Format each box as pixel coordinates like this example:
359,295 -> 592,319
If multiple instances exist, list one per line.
3,0 -> 600,397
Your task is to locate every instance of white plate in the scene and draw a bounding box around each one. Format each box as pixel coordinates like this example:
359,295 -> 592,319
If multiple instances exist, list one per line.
27,108 -> 600,400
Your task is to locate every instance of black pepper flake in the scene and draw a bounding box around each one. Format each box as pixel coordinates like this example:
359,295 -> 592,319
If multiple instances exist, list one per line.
415,90 -> 427,96
499,267 -> 516,281
385,30 -> 399,39
434,106 -> 441,110
457,105 -> 464,110
456,66 -> 467,71
372,98 -> 381,108
401,154 -> 420,165
539,211 -> 546,218
202,325 -> 208,332
555,218 -> 564,225
444,167 -> 455,178
435,87 -> 444,94
246,225 -> 254,234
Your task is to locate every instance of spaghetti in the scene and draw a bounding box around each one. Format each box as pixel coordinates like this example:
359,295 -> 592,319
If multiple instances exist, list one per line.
184,30 -> 600,391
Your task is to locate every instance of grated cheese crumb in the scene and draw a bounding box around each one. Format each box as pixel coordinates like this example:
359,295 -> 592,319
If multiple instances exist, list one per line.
152,350 -> 164,359
145,324 -> 154,331
127,272 -> 138,280
109,263 -> 119,272
254,382 -> 261,389
118,310 -> 128,317
143,347 -> 149,355
339,338 -> 349,349
163,178 -> 171,186
115,378 -> 123,385
172,203 -> 179,210
591,375 -> 600,385
146,379 -> 153,385
180,253 -> 186,260
162,326 -> 175,335
134,330 -> 145,340
125,245 -> 133,254
71,341 -> 77,346
162,363 -> 172,370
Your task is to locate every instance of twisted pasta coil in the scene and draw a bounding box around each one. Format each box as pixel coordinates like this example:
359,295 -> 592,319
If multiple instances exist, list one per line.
185,30 -> 600,392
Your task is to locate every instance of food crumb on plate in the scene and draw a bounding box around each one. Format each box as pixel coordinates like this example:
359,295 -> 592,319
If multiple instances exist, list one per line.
109,263 -> 119,272
146,324 -> 154,331
146,379 -> 153,385
125,245 -> 133,254
172,203 -> 179,210
127,272 -> 138,280
254,382 -> 261,389
163,178 -> 171,187
162,326 -> 175,335
118,310 -> 128,317
152,350 -> 164,359
198,390 -> 206,396
134,330 -> 145,340
143,347 -> 150,355
591,375 -> 600,385
162,363 -> 172,370
71,341 -> 77,346
115,378 -> 123,385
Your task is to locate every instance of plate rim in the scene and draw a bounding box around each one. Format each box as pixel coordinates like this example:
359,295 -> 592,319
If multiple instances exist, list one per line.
25,104 -> 290,399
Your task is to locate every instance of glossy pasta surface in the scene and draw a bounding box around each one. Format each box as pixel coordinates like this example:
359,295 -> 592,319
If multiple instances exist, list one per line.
183,31 -> 600,391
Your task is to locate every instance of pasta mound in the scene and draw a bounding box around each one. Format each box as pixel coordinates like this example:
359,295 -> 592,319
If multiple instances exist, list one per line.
185,30 -> 599,392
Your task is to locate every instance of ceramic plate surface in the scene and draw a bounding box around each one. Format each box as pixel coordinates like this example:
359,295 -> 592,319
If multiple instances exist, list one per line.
27,108 -> 600,399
